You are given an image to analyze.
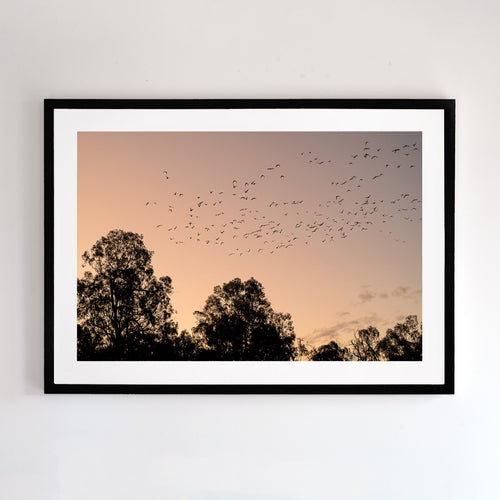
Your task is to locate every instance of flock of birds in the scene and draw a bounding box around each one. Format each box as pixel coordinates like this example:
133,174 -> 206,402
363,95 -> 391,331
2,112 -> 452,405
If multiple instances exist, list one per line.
144,140 -> 421,256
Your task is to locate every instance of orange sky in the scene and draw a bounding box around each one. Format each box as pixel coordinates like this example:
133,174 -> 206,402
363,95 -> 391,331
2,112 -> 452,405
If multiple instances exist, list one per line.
77,131 -> 421,348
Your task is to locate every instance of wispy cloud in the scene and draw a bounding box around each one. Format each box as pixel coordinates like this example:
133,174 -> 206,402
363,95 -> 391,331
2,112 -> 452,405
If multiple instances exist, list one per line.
358,291 -> 376,303
309,320 -> 360,345
307,285 -> 421,347
308,312 -> 389,347
391,286 -> 410,297
391,286 -> 421,300
358,285 -> 421,303
360,312 -> 386,326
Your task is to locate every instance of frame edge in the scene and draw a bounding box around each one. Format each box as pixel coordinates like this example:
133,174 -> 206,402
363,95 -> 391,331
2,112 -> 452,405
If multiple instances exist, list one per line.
44,98 -> 455,395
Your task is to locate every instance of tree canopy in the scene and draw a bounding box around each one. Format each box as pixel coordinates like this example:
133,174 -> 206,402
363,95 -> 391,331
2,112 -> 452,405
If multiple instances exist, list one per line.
309,340 -> 350,361
77,229 -> 178,360
350,326 -> 381,361
193,277 -> 298,361
377,315 -> 422,361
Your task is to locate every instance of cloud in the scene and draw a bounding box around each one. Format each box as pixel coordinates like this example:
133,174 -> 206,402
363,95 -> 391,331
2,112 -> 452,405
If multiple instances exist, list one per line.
358,291 -> 376,303
391,286 -> 421,300
306,286 -> 422,347
360,312 -> 386,327
391,286 -> 411,297
308,313 -> 388,347
358,286 -> 421,303
309,320 -> 360,346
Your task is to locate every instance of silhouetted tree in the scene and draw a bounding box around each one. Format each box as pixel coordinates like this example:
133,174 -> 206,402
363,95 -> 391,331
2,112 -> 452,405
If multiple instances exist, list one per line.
309,340 -> 350,361
154,328 -> 202,361
350,326 -> 380,361
193,277 -> 298,360
377,315 -> 422,361
77,229 -> 178,360
296,338 -> 311,360
77,324 -> 95,361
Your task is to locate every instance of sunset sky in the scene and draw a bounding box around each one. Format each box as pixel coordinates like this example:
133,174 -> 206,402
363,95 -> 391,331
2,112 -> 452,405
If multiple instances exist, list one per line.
77,131 -> 422,348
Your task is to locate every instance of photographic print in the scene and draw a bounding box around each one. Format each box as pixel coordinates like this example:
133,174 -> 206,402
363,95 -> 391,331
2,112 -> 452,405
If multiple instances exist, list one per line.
45,100 -> 454,393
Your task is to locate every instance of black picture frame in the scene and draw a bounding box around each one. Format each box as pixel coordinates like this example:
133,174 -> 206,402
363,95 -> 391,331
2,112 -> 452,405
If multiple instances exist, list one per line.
44,99 -> 455,394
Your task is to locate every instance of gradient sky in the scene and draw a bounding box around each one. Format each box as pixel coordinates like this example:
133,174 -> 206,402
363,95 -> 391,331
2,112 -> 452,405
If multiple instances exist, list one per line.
77,131 -> 422,348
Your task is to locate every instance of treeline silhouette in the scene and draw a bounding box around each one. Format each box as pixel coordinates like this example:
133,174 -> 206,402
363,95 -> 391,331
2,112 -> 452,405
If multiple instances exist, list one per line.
77,230 -> 422,361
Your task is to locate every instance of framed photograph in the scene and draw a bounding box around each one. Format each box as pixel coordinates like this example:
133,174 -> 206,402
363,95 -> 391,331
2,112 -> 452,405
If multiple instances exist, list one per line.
45,99 -> 454,394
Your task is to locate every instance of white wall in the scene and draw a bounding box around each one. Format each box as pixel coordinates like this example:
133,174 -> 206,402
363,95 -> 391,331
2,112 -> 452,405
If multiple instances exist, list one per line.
1,1 -> 498,498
